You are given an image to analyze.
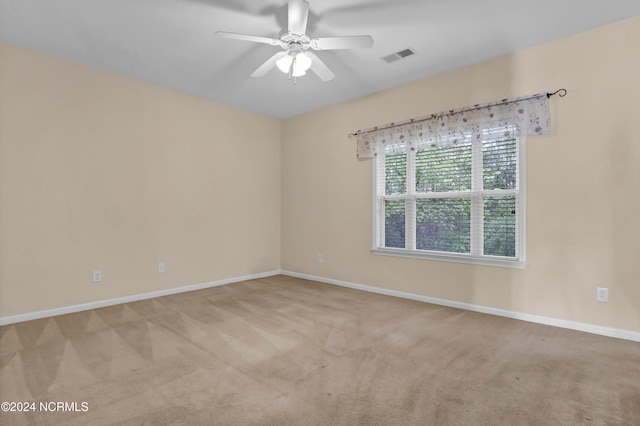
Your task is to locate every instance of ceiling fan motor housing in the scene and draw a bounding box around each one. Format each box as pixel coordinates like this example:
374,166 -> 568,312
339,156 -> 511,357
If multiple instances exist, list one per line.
281,33 -> 311,51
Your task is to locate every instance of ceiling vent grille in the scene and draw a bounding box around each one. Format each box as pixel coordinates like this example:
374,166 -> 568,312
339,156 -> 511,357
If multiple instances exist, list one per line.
382,48 -> 415,64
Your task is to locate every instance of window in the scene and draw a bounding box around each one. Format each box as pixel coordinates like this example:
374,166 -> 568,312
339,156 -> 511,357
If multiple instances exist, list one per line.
373,132 -> 525,268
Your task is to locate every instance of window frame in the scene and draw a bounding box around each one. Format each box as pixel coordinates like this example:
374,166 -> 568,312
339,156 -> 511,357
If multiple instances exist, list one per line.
371,137 -> 526,269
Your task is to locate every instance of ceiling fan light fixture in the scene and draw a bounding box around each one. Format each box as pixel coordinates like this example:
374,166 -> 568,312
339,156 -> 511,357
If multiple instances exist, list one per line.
293,52 -> 312,73
276,54 -> 294,73
277,51 -> 312,77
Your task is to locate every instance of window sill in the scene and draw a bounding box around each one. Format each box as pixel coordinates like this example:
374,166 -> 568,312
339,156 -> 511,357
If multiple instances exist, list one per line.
371,248 -> 526,269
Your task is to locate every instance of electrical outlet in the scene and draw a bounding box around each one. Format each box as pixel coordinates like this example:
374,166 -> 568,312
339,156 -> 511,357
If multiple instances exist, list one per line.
317,254 -> 323,264
92,270 -> 101,283
158,262 -> 165,273
596,287 -> 608,302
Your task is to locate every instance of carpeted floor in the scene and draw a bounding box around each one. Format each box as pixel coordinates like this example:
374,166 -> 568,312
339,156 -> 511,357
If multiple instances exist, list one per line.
1,275 -> 639,425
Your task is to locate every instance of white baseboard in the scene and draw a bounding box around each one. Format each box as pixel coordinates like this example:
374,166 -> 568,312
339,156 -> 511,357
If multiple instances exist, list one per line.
4,269 -> 639,343
281,270 -> 640,343
0,270 -> 281,326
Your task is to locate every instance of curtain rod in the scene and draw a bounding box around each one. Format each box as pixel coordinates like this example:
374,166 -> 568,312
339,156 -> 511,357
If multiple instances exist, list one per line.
347,89 -> 567,139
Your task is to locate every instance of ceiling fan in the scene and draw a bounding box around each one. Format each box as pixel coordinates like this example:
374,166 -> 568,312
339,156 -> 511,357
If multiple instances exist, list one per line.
215,0 -> 374,82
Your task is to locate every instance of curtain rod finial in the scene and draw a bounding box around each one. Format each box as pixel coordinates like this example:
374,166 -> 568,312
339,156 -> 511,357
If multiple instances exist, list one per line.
548,88 -> 567,98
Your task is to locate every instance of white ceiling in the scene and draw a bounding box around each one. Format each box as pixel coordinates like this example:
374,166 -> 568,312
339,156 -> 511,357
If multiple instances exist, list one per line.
1,0 -> 639,119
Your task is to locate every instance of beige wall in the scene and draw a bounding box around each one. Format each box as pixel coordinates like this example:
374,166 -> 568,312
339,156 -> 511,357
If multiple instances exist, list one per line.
282,16 -> 640,332
0,43 -> 281,317
2,17 -> 639,334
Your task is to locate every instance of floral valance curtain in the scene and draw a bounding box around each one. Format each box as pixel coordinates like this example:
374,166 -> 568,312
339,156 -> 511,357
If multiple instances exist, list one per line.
356,93 -> 550,160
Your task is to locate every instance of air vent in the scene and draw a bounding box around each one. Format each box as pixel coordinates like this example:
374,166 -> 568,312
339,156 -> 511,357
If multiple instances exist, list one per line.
382,48 -> 415,64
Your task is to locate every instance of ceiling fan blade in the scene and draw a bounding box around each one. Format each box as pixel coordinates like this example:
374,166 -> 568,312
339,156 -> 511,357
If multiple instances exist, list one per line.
251,51 -> 288,78
288,0 -> 309,35
306,52 -> 335,82
310,35 -> 374,50
215,31 -> 285,47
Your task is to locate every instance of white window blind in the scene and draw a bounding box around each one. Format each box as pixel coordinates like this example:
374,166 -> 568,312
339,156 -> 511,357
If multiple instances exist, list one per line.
374,132 -> 525,267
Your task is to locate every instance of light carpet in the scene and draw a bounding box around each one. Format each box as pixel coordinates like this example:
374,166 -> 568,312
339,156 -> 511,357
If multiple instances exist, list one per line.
1,275 -> 639,425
